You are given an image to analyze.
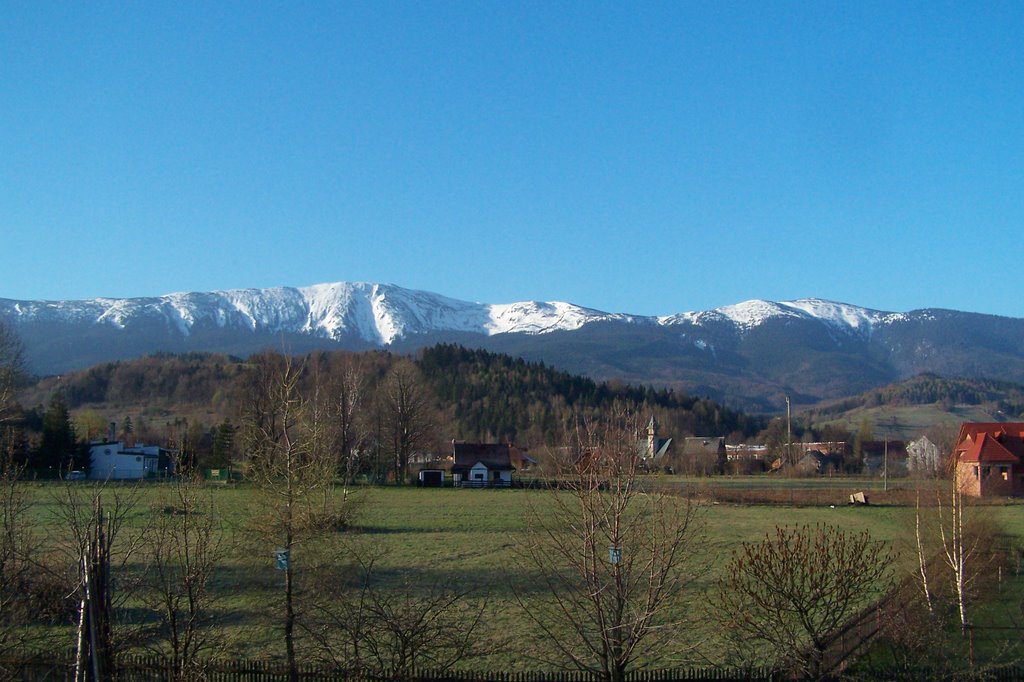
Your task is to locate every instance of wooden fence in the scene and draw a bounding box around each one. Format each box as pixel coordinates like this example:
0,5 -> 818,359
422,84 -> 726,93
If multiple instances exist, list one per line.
0,654 -> 778,682
5,652 -> 1024,681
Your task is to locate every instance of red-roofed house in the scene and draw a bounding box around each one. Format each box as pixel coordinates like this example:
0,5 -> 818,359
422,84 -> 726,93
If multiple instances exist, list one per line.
952,423 -> 1024,497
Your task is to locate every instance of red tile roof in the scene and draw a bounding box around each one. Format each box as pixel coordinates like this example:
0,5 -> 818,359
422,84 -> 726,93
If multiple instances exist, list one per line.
954,423 -> 1024,464
956,422 -> 1024,442
957,433 -> 1020,463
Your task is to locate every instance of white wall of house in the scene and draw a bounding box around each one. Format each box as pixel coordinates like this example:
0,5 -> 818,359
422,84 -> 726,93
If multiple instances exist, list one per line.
454,463 -> 513,486
907,436 -> 941,475
469,463 -> 489,483
89,442 -> 160,480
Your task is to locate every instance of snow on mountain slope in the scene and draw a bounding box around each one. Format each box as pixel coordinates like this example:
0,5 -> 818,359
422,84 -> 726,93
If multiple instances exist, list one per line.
0,282 -> 634,345
659,298 -> 897,335
0,282 -> 909,344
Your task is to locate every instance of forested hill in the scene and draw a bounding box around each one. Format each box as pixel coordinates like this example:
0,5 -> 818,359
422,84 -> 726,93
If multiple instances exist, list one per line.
807,373 -> 1024,420
418,345 -> 764,444
19,345 -> 766,449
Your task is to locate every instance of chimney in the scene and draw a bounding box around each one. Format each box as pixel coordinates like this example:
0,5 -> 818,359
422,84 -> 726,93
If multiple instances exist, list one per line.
109,422 -> 117,443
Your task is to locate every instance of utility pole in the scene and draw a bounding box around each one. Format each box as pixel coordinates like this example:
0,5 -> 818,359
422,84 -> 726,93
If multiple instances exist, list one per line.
883,435 -> 888,492
786,395 -> 792,466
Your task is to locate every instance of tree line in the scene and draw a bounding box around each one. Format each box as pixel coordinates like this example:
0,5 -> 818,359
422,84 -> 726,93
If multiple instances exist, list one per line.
5,343 -> 768,479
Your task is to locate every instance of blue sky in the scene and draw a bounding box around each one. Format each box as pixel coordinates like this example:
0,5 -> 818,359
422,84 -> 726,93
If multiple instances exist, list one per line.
2,2 -> 1021,317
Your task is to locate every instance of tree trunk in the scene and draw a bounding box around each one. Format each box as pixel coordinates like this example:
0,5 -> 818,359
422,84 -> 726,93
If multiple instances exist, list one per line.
285,556 -> 297,682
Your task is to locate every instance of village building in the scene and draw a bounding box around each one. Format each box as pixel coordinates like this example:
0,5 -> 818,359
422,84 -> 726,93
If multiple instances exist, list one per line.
450,441 -> 516,488
88,441 -> 173,480
679,436 -> 726,475
725,444 -> 768,474
641,417 -> 673,464
860,440 -> 908,477
906,435 -> 942,476
796,449 -> 844,475
952,422 -> 1024,497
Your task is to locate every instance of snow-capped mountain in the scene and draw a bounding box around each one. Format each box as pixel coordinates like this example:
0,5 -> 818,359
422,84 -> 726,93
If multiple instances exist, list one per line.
1,282 -> 636,346
4,282 -> 1024,410
661,298 -> 900,331
0,283 -> 900,343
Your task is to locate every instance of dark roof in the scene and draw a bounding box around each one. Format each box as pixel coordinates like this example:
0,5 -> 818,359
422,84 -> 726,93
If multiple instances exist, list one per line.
652,437 -> 672,458
451,442 -> 516,473
681,437 -> 724,456
860,440 -> 908,459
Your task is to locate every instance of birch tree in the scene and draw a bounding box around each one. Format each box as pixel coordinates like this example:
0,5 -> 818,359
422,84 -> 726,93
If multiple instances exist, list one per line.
938,467 -> 981,632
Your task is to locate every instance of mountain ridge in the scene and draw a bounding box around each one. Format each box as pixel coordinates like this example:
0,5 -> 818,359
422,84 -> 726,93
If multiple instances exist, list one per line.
2,281 -> 938,344
5,281 -> 1024,412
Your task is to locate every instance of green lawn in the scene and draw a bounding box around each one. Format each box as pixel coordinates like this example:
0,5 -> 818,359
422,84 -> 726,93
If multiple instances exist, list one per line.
15,480 -> 1024,672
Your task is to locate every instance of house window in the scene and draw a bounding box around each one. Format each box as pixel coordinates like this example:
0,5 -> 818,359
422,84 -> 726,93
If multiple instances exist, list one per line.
1002,467 -> 1010,481
474,472 -> 484,480
972,465 -> 979,478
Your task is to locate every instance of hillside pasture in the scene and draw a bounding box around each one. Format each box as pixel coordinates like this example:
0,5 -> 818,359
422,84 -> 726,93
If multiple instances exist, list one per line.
809,403 -> 1000,441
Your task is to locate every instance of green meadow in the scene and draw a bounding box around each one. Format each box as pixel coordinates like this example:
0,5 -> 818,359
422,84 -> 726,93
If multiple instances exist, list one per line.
17,481 -> 1024,671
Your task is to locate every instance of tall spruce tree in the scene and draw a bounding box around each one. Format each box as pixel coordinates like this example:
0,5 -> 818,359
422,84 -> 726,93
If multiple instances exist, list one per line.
210,419 -> 236,469
35,393 -> 78,473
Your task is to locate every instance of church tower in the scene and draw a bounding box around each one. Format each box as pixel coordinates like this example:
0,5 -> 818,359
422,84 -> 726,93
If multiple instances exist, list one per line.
647,416 -> 658,458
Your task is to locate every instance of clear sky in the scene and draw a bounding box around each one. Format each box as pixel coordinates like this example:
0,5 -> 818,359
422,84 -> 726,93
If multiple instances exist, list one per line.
2,2 -> 1021,318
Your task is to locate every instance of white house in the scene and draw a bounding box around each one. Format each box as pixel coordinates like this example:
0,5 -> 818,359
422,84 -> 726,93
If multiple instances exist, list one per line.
450,442 -> 515,488
88,441 -> 168,480
907,435 -> 941,476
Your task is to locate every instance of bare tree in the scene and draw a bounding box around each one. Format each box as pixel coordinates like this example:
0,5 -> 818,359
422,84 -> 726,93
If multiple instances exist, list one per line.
714,523 -> 894,680
303,541 -> 490,678
241,351 -> 345,681
140,473 -> 226,679
330,353 -> 369,489
308,353 -> 368,506
516,410 -> 706,681
379,359 -> 436,485
49,483 -> 148,680
0,321 -> 25,425
913,489 -> 934,614
938,467 -> 983,632
900,471 -> 1006,675
0,451 -> 41,679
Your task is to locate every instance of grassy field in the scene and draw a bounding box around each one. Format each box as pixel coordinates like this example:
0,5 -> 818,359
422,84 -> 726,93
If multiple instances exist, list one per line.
15,480 -> 1024,672
809,403 -> 999,440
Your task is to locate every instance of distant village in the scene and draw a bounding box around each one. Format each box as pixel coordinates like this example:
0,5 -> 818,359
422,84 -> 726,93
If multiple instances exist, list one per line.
84,417 -> 1024,499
